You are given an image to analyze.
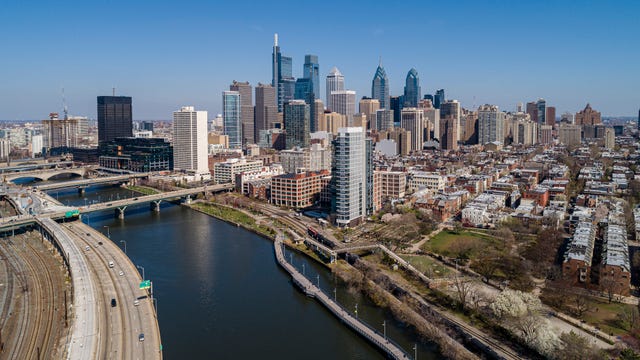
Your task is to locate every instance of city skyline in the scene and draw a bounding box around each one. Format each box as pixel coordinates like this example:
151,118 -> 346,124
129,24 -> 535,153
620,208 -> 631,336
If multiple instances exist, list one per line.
1,0 -> 639,119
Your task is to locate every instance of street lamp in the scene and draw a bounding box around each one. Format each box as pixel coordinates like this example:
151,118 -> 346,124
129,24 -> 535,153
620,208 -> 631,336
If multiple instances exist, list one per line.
355,303 -> 358,319
137,265 -> 145,280
120,240 -> 127,254
414,343 -> 418,360
383,320 -> 386,340
103,225 -> 110,239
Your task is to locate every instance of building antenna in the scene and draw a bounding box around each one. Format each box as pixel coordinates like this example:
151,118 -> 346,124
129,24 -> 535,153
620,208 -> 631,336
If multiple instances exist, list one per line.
62,87 -> 68,120
472,95 -> 476,110
112,87 -> 116,96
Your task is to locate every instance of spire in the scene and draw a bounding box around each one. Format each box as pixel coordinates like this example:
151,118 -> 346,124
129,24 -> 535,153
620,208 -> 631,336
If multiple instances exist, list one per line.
274,33 -> 278,47
379,56 -> 382,67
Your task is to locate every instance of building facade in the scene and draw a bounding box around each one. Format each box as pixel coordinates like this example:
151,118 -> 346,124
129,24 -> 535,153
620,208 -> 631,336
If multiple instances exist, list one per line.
97,96 -> 132,143
255,83 -> 278,142
477,104 -> 505,145
325,66 -> 344,111
333,127 -> 366,227
372,64 -> 390,109
400,107 -> 425,152
223,91 -> 242,149
403,68 -> 421,107
284,100 -> 310,149
173,106 -> 210,179
230,81 -> 254,145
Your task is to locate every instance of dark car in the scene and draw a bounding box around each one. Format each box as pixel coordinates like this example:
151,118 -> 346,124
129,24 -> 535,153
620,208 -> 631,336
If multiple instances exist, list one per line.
111,298 -> 117,307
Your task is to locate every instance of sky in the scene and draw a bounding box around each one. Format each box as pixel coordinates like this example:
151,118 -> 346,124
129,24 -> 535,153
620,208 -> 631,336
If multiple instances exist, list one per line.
1,0 -> 639,120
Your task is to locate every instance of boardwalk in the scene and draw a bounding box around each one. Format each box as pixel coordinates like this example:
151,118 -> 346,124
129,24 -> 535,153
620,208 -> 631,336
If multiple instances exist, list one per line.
273,238 -> 410,360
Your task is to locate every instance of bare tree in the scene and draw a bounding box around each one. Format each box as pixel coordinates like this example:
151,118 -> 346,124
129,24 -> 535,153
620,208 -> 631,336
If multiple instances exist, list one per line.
572,294 -> 589,317
452,275 -> 472,310
600,275 -> 620,303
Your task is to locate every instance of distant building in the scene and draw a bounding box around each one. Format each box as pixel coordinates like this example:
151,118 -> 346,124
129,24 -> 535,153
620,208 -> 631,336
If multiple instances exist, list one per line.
284,100 -> 310,149
317,111 -> 347,135
375,109 -> 394,132
434,89 -> 445,109
371,63 -> 390,109
330,90 -> 356,125
477,105 -> 505,145
575,103 -> 602,126
526,101 -> 538,123
213,158 -> 263,184
440,100 -> 461,141
546,106 -> 556,126
229,81 -> 254,145
558,124 -> 582,146
99,137 -> 173,172
97,96 -> 132,143
379,127 -> 411,156
279,143 -> 332,174
539,124 -> 553,144
223,91 -> 242,149
376,171 -> 406,199
325,67 -> 344,111
272,34 -> 294,112
400,108 -> 424,152
42,113 -> 81,150
173,106 -> 210,179
605,127 -> 615,149
255,83 -> 278,142
536,98 -> 546,126
390,96 -> 403,124
359,98 -> 380,131
403,68 -> 421,107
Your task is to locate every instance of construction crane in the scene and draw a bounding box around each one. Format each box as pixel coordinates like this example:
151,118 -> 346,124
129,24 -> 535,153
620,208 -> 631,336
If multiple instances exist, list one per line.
61,87 -> 68,120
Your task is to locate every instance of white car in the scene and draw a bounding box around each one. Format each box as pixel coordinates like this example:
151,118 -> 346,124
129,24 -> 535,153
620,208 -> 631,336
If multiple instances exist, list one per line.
119,271 -> 124,276
134,299 -> 140,306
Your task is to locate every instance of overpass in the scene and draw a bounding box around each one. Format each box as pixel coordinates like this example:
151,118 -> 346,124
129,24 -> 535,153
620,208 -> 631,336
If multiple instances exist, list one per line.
36,173 -> 151,192
0,160 -> 75,173
3,166 -> 98,183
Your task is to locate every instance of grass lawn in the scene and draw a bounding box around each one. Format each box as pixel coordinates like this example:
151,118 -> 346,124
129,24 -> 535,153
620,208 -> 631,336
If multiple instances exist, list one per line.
126,185 -> 161,195
400,254 -> 452,278
422,230 -> 503,260
581,298 -> 636,337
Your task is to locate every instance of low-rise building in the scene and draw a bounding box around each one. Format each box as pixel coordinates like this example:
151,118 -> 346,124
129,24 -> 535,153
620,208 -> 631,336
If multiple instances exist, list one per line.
563,221 -> 596,285
270,170 -> 330,208
213,158 -> 263,184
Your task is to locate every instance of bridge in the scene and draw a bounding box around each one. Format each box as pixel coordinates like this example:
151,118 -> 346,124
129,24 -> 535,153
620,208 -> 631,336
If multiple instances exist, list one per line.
3,166 -> 97,183
36,173 -> 151,192
0,160 -> 75,174
274,237 -> 409,359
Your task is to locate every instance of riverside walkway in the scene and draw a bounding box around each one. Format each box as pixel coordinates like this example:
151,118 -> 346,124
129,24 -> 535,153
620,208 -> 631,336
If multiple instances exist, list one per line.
273,238 -> 410,360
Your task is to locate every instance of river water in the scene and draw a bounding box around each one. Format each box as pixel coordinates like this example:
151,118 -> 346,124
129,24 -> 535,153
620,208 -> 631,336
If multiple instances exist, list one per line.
51,184 -> 440,359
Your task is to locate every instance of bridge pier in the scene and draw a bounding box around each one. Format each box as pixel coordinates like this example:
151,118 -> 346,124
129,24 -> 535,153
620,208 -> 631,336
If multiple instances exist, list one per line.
78,186 -> 86,195
115,206 -> 127,220
150,200 -> 162,212
182,195 -> 192,205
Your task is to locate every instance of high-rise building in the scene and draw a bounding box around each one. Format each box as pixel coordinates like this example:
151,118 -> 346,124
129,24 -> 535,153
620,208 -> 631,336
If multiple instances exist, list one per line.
526,101 -> 538,123
560,112 -> 574,124
403,68 -> 421,108
604,127 -> 615,149
558,124 -> 582,146
272,34 -> 294,112
434,89 -> 445,109
536,98 -> 546,125
333,127 -> 366,227
400,108 -> 425,152
318,111 -> 347,135
42,113 -> 81,150
375,109 -> 394,132
330,90 -> 356,124
372,63 -> 390,109
313,99 -> 325,133
255,83 -> 277,141
440,100 -> 461,140
546,106 -> 556,126
419,99 -> 440,141
637,108 -> 640,132
575,103 -> 602,126
303,55 -> 320,100
477,105 -> 505,145
173,106 -> 209,179
326,67 -> 344,111
539,124 -> 553,144
223,91 -> 242,149
284,100 -> 310,149
359,98 -> 380,131
462,112 -> 478,144
365,138 -> 375,216
390,96 -> 403,124
97,96 -> 132,143
230,81 -> 254,145
440,117 -> 458,150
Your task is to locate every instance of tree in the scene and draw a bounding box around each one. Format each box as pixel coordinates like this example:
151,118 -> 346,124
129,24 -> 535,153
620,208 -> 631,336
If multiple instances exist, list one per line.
600,275 -> 621,303
572,294 -> 589,317
557,331 -> 604,360
452,275 -> 472,310
473,251 -> 500,283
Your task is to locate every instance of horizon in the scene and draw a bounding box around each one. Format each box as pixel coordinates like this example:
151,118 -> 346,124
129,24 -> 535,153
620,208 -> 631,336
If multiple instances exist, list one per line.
1,0 -> 639,120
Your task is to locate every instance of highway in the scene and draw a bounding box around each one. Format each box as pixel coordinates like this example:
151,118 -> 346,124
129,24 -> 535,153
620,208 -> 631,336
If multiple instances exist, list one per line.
35,173 -> 151,191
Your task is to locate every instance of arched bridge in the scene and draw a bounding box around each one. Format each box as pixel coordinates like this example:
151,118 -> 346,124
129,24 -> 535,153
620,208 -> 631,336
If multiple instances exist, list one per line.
3,167 -> 94,183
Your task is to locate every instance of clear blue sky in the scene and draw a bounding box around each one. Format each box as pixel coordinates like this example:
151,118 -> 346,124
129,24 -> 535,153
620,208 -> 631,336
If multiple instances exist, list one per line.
1,0 -> 639,120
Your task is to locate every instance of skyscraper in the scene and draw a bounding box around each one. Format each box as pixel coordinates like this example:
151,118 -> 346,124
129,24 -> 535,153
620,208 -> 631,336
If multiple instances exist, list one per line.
434,89 -> 445,109
326,67 -> 344,111
272,34 -> 294,112
403,68 -> 421,107
284,100 -> 310,149
97,96 -> 132,143
333,127 -> 366,227
371,62 -> 390,109
440,100 -> 461,140
477,104 -> 505,145
375,109 -> 394,132
390,96 -> 403,124
230,81 -> 254,145
359,98 -> 380,131
303,55 -> 320,100
526,101 -> 538,123
536,98 -> 546,125
223,91 -> 242,149
330,90 -> 356,125
546,106 -> 556,126
638,108 -> 640,132
172,106 -> 209,179
575,103 -> 602,126
255,83 -> 277,142
400,108 -> 425,152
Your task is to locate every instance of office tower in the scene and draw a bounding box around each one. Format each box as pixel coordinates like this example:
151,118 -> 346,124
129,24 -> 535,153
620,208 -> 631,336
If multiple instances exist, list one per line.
419,99 -> 440,141
229,81 -> 254,145
462,112 -> 478,144
401,108 -> 425,152
97,96 -> 132,143
536,98 -> 546,125
371,62 -> 390,109
272,34 -> 294,112
255,83 -> 277,141
440,100 -> 461,140
539,125 -> 553,144
383,127 -> 411,156
604,128 -> 615,149
477,105 -> 505,145
353,114 -> 367,131
546,106 -> 556,126
359,98 -> 380,130
390,96 -> 403,124
559,124 -> 582,146
375,109 -> 394,132
330,90 -> 356,124
333,127 -> 366,227
365,138 -> 375,216
326,67 -> 344,111
526,101 -> 538,123
172,106 -> 209,179
424,94 -> 434,103
434,89 -> 445,109
313,99 -> 325,133
222,91 -> 242,149
318,111 -> 347,135
441,117 -> 459,150
303,55 -> 320,99
575,103 -> 602,125
403,68 -> 421,107
284,100 -> 310,149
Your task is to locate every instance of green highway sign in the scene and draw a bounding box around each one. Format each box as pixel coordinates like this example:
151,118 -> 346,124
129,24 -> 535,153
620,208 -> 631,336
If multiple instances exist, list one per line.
139,280 -> 151,290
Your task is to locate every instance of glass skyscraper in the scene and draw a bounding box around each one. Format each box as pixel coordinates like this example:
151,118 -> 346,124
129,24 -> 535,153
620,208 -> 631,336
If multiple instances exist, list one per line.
272,34 -> 295,112
403,68 -> 421,108
303,55 -> 320,99
223,91 -> 242,149
536,98 -> 546,125
284,100 -> 310,149
371,63 -> 390,109
434,89 -> 445,109
97,96 -> 132,143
